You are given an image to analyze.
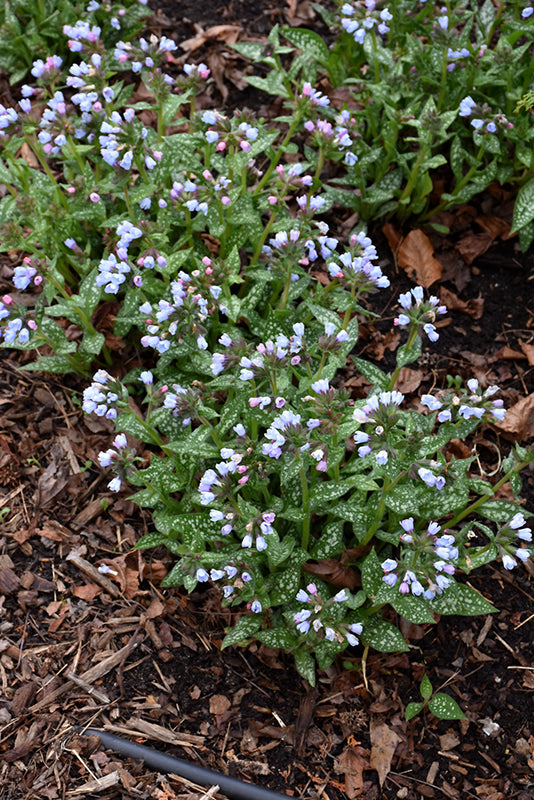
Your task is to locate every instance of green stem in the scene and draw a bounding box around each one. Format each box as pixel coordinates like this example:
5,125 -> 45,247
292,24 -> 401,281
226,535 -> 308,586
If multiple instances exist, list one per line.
447,457 -> 532,529
388,325 -> 418,390
299,461 -> 310,551
254,114 -> 303,196
250,211 -> 278,267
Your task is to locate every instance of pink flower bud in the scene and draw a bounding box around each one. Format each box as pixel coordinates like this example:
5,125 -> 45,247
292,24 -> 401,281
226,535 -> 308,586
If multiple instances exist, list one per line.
67,186 -> 76,194
2,295 -> 13,305
89,192 -> 100,202
268,196 -> 277,205
92,101 -> 102,112
216,141 -> 226,151
28,319 -> 37,330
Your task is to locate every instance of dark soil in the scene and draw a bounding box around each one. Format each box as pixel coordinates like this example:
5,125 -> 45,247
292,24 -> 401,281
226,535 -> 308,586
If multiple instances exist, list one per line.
1,1 -> 534,800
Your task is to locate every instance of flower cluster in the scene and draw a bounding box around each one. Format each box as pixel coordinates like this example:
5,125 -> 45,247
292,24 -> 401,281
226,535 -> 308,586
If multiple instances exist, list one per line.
495,513 -> 532,570
381,518 -> 459,600
394,287 -> 447,342
294,583 -> 363,646
459,96 -> 513,134
339,1 -> 392,45
82,370 -> 123,419
421,379 -> 506,424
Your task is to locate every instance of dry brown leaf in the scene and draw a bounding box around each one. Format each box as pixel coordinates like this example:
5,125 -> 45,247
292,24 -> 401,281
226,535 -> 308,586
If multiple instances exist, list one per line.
180,25 -> 242,54
369,718 -> 400,786
493,392 -> 534,440
209,694 -> 231,716
397,229 -> 442,287
439,286 -> 484,319
336,745 -> 370,798
519,340 -> 534,366
456,232 -> 492,265
395,367 -> 423,394
489,346 -> 526,362
474,215 -> 510,240
18,142 -> 40,169
72,583 -> 102,602
382,222 -> 402,256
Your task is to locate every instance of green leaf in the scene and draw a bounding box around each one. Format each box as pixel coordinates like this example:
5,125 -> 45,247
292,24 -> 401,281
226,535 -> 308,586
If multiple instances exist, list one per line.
477,499 -> 523,522
428,693 -> 465,720
391,594 -> 436,625
311,520 -> 344,559
361,617 -> 409,653
256,628 -> 299,649
396,334 -> 422,369
405,701 -> 425,722
351,357 -> 390,390
221,615 -> 263,648
309,481 -> 352,508
135,531 -> 173,550
420,674 -> 433,700
294,649 -> 316,685
361,549 -> 384,597
430,582 -> 497,616
510,177 -> 534,234
281,27 -> 330,64
19,355 -> 79,374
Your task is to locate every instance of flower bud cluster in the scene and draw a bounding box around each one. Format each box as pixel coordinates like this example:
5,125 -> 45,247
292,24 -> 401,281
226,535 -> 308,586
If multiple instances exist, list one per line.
353,390 -> 403,465
327,232 -> 389,292
201,110 -> 259,153
82,370 -> 124,419
294,583 -> 363,646
495,513 -> 532,570
140,277 -> 209,353
0,296 -> 36,346
459,96 -> 513,133
339,1 -> 392,45
198,450 -> 250,505
97,433 -> 135,492
394,286 -> 447,341
381,518 -> 458,600
421,378 -> 506,424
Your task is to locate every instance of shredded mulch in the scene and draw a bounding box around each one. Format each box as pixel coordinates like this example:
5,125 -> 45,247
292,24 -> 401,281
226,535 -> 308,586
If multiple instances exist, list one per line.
1,1 -> 534,798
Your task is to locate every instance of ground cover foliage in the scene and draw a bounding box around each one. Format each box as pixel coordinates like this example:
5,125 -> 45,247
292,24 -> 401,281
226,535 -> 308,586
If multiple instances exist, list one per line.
0,0 -> 533,798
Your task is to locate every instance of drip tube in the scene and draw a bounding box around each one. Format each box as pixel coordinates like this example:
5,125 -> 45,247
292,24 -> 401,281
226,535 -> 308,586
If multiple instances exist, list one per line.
79,727 -> 291,800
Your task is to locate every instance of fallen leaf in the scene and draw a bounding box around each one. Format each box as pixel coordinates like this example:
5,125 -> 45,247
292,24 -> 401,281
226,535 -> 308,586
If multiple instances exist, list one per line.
519,340 -> 534,366
439,286 -> 484,319
336,745 -> 370,798
369,717 -> 400,786
395,367 -> 423,394
489,346 -> 526,362
493,392 -> 534,440
209,694 -> 231,715
72,583 -> 102,602
456,232 -> 492,265
475,215 -> 510,240
397,229 -> 442,287
180,25 -> 242,54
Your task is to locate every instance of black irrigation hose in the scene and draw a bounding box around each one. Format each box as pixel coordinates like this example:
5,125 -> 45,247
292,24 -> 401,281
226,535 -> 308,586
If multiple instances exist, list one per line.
79,728 -> 291,800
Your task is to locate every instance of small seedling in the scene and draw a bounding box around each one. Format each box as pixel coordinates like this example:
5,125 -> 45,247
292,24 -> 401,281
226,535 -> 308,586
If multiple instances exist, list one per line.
405,673 -> 466,722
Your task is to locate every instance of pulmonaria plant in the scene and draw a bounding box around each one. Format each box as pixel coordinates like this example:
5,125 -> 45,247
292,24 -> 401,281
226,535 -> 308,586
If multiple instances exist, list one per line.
88,236 -> 533,683
0,0 -> 533,687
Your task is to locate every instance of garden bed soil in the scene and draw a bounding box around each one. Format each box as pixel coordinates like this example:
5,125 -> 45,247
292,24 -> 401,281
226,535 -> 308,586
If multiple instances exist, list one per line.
1,1 -> 534,799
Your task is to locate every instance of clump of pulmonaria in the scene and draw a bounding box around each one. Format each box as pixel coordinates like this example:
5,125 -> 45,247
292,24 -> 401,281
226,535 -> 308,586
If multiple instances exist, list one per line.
294,583 -> 363,646
394,286 -> 447,342
421,378 -> 506,424
381,518 -> 459,600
